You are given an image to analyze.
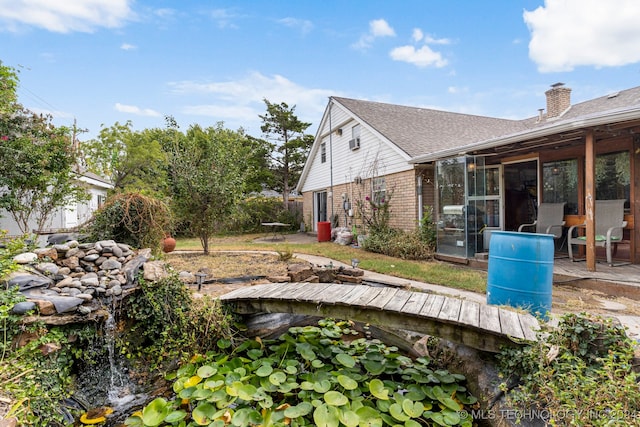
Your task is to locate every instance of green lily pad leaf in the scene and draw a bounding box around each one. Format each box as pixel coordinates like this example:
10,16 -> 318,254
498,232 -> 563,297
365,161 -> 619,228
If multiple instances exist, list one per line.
376,398 -> 391,412
256,364 -> 273,377
389,403 -> 409,422
209,388 -> 228,402
164,410 -> 187,423
402,400 -> 424,418
437,396 -> 462,412
337,375 -> 358,390
363,360 -> 385,375
231,408 -> 262,426
442,410 -> 461,425
238,384 -> 258,401
226,381 -> 242,397
300,381 -> 315,390
405,420 -> 422,427
296,342 -> 317,361
313,379 -> 332,393
217,338 -> 231,349
369,379 -> 389,400
336,353 -> 356,368
269,371 -> 287,385
284,401 -> 313,418
284,364 -> 298,374
203,379 -> 224,390
192,402 -> 217,425
191,387 -> 213,400
141,397 -> 170,427
177,363 -> 195,378
355,406 -> 383,427
246,348 -> 263,360
404,384 -> 426,401
324,390 -> 348,406
196,365 -> 217,378
178,387 -> 194,399
339,409 -> 360,427
313,403 -> 340,427
312,359 -> 325,368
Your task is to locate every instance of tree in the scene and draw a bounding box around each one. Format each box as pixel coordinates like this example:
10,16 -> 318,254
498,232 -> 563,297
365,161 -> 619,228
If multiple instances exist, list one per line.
81,121 -> 168,194
164,122 -> 250,254
259,99 -> 313,208
0,62 -> 89,234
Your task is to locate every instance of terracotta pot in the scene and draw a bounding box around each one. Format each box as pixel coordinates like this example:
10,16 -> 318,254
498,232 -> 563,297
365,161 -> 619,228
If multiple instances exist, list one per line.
162,236 -> 176,253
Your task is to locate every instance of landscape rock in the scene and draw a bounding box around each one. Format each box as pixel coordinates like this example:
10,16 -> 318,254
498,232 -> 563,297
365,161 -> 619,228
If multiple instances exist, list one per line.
143,260 -> 168,282
13,252 -> 38,264
12,301 -> 37,314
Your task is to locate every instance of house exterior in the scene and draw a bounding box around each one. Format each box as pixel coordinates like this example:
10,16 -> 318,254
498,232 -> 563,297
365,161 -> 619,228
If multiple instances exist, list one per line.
0,170 -> 112,241
297,84 -> 640,269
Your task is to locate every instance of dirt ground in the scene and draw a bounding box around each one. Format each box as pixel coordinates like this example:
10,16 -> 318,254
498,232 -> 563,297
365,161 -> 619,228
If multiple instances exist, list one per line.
164,251 -> 640,318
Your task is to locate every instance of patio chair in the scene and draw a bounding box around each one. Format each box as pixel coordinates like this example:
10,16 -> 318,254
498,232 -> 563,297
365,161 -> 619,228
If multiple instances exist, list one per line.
517,202 -> 566,239
567,199 -> 628,266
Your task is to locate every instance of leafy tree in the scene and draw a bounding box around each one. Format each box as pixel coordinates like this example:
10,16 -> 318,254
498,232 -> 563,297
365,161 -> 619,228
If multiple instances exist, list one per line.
0,63 -> 89,234
164,122 -> 250,254
259,99 -> 313,207
81,121 -> 167,194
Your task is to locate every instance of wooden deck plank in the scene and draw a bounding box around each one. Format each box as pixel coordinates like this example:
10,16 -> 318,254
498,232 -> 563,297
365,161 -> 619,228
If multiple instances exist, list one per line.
220,283 -> 274,300
262,283 -> 307,299
382,290 -> 412,312
291,283 -> 334,301
498,308 -> 525,340
341,285 -> 375,306
479,304 -> 502,334
401,292 -> 432,315
518,313 -> 540,342
421,294 -> 446,318
347,285 -> 384,307
321,283 -> 354,304
457,300 -> 480,328
367,287 -> 399,309
438,297 -> 463,322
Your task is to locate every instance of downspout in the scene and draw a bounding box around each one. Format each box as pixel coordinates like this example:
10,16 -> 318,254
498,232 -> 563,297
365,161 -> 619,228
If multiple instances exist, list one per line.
328,98 -> 334,224
417,174 -> 423,227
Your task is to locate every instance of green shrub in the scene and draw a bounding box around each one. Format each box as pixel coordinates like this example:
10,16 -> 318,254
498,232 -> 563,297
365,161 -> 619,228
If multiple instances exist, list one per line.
497,313 -> 640,426
83,192 -> 171,254
119,273 -> 235,370
226,196 -> 301,234
363,227 -> 434,260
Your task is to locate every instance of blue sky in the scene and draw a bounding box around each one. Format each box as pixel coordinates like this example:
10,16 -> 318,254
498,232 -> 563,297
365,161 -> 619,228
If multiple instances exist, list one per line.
2,0 -> 640,141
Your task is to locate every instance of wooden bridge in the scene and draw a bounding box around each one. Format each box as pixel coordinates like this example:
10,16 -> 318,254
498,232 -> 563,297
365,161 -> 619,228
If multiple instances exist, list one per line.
220,282 -> 541,353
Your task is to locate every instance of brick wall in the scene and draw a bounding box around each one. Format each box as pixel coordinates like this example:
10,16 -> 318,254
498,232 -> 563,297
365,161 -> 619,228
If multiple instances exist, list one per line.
301,168 -> 437,234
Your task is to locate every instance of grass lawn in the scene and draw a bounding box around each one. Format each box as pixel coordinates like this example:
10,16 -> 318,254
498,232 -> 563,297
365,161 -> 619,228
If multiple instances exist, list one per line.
173,233 -> 488,294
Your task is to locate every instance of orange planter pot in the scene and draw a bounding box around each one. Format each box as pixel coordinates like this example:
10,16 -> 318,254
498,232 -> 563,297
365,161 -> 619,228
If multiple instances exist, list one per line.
162,236 -> 176,253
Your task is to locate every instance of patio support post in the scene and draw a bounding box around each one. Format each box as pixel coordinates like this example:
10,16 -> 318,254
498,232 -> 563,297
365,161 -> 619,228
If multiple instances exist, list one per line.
585,129 -> 596,271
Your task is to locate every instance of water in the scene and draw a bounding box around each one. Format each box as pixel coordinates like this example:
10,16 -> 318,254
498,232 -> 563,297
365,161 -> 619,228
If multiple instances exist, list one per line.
73,305 -> 149,425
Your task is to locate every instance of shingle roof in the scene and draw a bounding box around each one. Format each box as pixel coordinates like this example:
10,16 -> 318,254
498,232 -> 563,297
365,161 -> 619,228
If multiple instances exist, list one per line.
332,97 -> 528,157
333,85 -> 640,160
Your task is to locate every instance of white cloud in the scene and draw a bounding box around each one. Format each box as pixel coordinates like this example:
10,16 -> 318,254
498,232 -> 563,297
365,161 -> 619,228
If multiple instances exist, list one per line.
524,0 -> 640,72
390,45 -> 447,68
209,8 -> 239,29
168,72 -> 334,133
120,43 -> 136,50
0,0 -> 135,33
115,103 -> 161,117
370,19 -> 395,37
278,17 -> 313,34
352,18 -> 395,50
412,28 -> 423,43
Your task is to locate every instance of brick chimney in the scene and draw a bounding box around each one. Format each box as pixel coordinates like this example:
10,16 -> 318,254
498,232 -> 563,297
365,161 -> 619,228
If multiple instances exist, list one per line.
545,82 -> 571,119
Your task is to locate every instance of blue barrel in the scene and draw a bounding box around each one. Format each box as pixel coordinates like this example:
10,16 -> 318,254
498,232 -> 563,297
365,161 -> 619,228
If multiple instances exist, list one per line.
487,231 -> 554,318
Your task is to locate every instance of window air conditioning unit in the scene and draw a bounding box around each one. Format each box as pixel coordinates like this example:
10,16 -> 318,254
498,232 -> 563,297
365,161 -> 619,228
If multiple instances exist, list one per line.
349,137 -> 361,151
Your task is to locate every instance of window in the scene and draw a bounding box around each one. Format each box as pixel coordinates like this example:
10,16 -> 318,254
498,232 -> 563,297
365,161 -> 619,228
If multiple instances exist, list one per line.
543,159 -> 578,214
97,194 -> 106,208
320,142 -> 326,163
372,177 -> 386,204
596,151 -> 629,208
352,124 -> 361,140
